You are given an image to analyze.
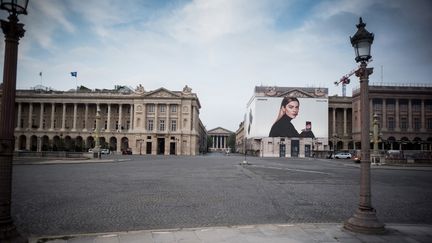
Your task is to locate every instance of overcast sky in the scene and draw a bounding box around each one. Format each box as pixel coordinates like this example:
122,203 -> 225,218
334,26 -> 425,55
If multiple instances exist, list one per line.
1,0 -> 431,132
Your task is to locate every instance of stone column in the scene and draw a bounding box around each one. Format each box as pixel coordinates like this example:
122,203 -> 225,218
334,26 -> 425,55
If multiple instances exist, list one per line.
142,103 -> 147,132
421,99 -> 426,132
38,103 -> 44,131
118,104 -> 122,131
382,99 -> 387,131
332,108 -> 336,136
107,104 -> 111,131
370,99 -> 373,128
83,103 -> 88,132
61,103 -> 66,131
16,102 -> 22,130
50,103 -> 55,131
72,103 -> 77,131
129,104 -> 133,131
343,108 -> 347,136
154,104 -> 158,131
27,102 -> 33,130
216,136 -> 219,149
408,99 -> 412,131
167,104 -> 171,131
395,99 -> 400,131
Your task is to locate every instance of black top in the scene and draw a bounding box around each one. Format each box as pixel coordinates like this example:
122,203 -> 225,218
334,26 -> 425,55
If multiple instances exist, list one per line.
269,114 -> 300,137
300,130 -> 315,138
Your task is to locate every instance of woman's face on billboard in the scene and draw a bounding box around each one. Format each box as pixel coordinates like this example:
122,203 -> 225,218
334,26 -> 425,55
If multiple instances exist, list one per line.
283,100 -> 299,119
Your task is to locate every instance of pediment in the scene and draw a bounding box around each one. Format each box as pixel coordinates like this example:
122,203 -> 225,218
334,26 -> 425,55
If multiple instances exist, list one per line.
279,89 -> 313,98
208,127 -> 234,135
144,88 -> 180,98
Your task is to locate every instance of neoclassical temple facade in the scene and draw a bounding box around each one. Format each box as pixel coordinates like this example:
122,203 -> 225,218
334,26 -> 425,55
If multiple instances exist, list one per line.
208,127 -> 234,151
2,85 -> 207,155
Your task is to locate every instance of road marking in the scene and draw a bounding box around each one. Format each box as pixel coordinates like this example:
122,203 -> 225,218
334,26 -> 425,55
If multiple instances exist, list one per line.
248,165 -> 331,175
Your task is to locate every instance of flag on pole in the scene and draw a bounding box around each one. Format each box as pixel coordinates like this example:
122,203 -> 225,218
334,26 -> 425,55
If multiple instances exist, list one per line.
70,72 -> 77,77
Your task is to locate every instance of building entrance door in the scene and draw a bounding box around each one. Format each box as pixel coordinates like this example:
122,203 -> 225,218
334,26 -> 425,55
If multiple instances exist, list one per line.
146,142 -> 152,154
279,144 -> 286,157
291,140 -> 299,157
305,144 -> 311,157
170,142 -> 176,155
157,138 -> 165,155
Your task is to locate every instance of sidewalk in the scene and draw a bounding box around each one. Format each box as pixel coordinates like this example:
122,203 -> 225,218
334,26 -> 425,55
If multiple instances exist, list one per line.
29,223 -> 432,243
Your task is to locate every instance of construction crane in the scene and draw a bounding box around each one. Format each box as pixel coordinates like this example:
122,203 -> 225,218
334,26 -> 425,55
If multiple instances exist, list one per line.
335,60 -> 372,97
334,67 -> 357,97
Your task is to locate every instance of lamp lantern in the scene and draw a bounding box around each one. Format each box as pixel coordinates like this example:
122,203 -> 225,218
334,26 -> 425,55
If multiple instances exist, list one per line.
350,17 -> 374,63
0,0 -> 29,15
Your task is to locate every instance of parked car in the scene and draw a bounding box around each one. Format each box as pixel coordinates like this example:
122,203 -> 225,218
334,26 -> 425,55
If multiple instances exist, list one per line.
122,148 -> 132,155
100,148 -> 110,154
334,152 -> 352,159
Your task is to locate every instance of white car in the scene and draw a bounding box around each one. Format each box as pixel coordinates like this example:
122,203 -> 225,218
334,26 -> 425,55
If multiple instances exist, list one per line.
334,152 -> 352,159
100,149 -> 110,154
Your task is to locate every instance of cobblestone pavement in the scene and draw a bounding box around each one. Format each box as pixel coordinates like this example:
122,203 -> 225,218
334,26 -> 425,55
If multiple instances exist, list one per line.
11,154 -> 432,239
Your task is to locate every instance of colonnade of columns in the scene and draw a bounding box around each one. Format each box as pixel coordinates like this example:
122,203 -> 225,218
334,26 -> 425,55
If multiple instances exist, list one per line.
331,107 -> 350,136
15,102 -> 133,132
211,135 -> 228,149
371,98 -> 429,132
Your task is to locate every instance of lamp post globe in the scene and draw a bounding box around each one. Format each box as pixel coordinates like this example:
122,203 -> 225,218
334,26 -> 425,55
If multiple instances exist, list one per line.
350,17 -> 374,63
0,0 -> 28,242
344,17 -> 385,234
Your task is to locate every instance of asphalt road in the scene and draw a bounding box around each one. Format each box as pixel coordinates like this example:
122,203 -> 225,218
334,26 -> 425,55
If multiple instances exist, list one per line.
11,153 -> 432,237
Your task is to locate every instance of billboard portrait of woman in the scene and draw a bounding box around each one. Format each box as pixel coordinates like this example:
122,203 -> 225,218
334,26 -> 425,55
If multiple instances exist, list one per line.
269,97 -> 300,137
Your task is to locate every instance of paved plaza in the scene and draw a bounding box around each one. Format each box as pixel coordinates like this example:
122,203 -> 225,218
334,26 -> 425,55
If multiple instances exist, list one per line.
11,153 -> 432,242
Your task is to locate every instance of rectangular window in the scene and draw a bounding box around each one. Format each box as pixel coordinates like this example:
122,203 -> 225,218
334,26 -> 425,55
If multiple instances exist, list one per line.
82,120 -> 85,129
148,104 -> 155,113
388,117 -> 395,130
126,121 -> 130,129
54,119 -> 57,129
386,99 -> 395,111
399,100 -> 408,111
427,118 -> 432,129
413,117 -> 420,130
425,100 -> 432,112
171,120 -> 177,131
104,121 -> 108,129
400,117 -> 408,130
43,119 -> 46,129
412,100 -> 421,112
171,104 -> 177,113
115,121 -> 119,130
147,119 -> 154,131
160,105 -> 166,113
159,119 -> 165,131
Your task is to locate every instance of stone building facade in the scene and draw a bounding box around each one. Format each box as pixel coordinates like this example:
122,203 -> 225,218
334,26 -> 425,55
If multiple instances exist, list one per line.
328,84 -> 432,152
208,127 -> 234,152
237,84 -> 432,157
2,85 -> 207,155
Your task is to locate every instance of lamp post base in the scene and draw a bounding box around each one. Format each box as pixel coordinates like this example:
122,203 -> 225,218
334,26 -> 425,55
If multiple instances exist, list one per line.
0,223 -> 28,243
344,208 -> 385,234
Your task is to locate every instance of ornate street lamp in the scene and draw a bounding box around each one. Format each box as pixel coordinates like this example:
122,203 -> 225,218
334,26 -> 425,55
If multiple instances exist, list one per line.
0,1 -> 29,242
344,17 -> 385,234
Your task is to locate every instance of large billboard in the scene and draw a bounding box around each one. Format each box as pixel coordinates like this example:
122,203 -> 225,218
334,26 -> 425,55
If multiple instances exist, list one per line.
245,96 -> 328,139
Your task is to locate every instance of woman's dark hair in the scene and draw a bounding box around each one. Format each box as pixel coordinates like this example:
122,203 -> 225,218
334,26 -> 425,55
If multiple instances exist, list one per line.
281,97 -> 299,108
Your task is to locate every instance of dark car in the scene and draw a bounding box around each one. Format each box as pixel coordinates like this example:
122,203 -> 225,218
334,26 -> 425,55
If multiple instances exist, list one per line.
122,148 -> 132,155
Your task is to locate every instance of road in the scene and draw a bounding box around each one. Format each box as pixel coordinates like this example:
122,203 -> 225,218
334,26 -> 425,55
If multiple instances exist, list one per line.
11,153 -> 432,237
